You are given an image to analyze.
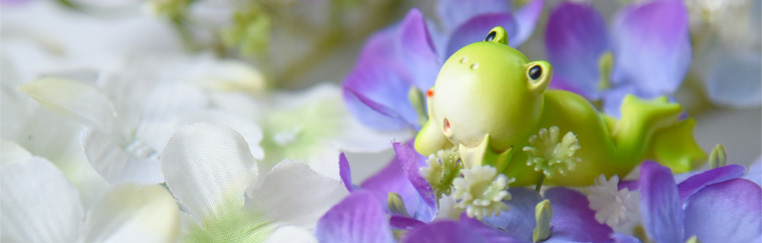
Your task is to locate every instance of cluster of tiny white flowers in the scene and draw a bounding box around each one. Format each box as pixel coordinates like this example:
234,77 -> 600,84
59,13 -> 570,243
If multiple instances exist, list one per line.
523,126 -> 581,178
587,174 -> 640,227
452,165 -> 514,220
420,149 -> 460,196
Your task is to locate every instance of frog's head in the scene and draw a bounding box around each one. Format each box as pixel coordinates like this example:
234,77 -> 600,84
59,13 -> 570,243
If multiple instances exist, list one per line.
420,26 -> 552,152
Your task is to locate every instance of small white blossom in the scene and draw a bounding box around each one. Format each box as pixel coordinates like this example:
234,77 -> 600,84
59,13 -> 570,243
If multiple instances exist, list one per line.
587,174 -> 640,227
452,165 -> 514,220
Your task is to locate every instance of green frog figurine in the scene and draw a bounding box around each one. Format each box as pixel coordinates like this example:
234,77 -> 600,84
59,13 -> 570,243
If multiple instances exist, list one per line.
415,26 -> 706,187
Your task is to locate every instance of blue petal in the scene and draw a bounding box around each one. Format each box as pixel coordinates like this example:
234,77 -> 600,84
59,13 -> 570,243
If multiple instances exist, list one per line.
315,191 -> 394,243
434,0 -> 510,33
684,179 -> 762,243
545,1 -> 609,99
390,215 -> 425,230
703,49 -> 762,108
743,157 -> 761,187
610,0 -> 691,96
361,156 -> 419,217
403,220 -> 489,243
397,9 -> 443,91
638,161 -> 684,243
512,0 -> 544,46
483,188 -> 543,242
342,26 -> 420,130
611,233 -> 642,243
544,187 -> 614,242
458,215 -> 524,243
393,141 -> 438,221
339,153 -> 355,192
601,84 -> 638,117
676,165 -> 745,201
444,13 -> 518,58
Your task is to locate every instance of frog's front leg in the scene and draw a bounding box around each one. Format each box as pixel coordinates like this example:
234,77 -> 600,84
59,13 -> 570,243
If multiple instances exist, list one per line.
458,134 -> 514,171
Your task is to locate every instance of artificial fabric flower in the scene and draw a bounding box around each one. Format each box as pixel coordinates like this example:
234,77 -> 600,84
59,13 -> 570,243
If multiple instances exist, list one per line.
17,55 -> 265,185
628,161 -> 761,243
343,0 -> 544,131
545,0 -> 691,116
686,0 -> 761,108
1,143 -> 180,242
160,123 -> 349,241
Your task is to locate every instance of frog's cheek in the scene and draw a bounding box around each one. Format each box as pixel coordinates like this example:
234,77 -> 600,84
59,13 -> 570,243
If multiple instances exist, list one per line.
526,61 -> 553,94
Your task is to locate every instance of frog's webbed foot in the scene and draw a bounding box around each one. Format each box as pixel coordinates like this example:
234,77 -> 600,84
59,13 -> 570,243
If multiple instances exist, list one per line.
523,126 -> 581,179
458,134 -> 513,172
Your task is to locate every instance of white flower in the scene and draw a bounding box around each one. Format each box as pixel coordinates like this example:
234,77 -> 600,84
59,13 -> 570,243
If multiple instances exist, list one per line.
160,123 -> 349,241
1,145 -> 180,243
452,165 -> 514,220
587,174 -> 640,227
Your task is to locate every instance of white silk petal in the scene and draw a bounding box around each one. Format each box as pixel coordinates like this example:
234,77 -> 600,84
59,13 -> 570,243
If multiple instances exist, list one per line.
245,160 -> 348,230
18,77 -> 116,132
82,184 -> 180,243
1,157 -> 83,242
161,123 -> 259,220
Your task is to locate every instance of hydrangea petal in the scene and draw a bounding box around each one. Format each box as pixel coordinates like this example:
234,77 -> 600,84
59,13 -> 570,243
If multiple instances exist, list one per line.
82,184 -> 180,243
339,153 -> 355,192
545,2 -> 609,99
343,24 -> 421,131
315,191 -> 393,243
434,0 -> 510,33
390,215 -> 425,230
18,77 -> 116,132
394,141 -> 437,221
483,188 -> 543,242
265,226 -> 318,243
403,220 -> 488,243
512,0 -> 544,46
1,157 -> 83,243
743,158 -> 761,187
397,8 -> 442,91
160,123 -> 258,220
81,128 -> 165,185
638,161 -> 684,243
445,13 -> 518,58
704,49 -> 762,108
684,179 -> 762,243
245,160 -> 349,229
544,187 -> 614,242
611,0 -> 691,96
677,164 -> 745,201
361,156 -> 419,217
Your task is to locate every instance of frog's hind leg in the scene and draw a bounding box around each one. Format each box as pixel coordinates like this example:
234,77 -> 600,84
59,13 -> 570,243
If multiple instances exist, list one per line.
612,95 -> 704,172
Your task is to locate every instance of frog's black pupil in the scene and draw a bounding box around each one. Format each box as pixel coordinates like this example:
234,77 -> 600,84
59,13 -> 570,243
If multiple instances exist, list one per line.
529,66 -> 542,80
485,31 -> 496,42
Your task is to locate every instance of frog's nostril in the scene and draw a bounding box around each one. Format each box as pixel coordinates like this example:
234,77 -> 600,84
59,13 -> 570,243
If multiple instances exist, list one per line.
459,57 -> 468,64
470,63 -> 479,70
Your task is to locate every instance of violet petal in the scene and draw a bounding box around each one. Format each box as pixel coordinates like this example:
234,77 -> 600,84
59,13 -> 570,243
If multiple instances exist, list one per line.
638,161 -> 684,243
315,191 -> 394,243
544,187 -> 614,242
445,13 -> 518,57
676,164 -> 745,201
684,179 -> 762,243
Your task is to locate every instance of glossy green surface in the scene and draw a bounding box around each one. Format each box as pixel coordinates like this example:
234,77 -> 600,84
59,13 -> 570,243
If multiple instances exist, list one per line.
415,27 -> 706,186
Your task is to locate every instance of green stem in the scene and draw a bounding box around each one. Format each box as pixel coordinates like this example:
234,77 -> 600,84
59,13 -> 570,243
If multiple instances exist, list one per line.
535,175 -> 545,192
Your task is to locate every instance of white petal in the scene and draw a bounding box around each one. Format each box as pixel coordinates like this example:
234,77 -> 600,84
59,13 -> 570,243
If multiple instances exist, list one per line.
0,140 -> 32,167
82,184 -> 180,243
245,160 -> 348,230
191,60 -> 267,94
18,77 -> 116,132
161,123 -> 258,220
176,110 -> 265,160
81,128 -> 164,185
1,157 -> 83,242
265,226 -> 318,243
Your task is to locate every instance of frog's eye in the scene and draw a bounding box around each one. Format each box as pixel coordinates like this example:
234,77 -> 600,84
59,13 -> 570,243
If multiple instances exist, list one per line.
485,31 -> 497,42
484,26 -> 508,44
528,65 -> 542,80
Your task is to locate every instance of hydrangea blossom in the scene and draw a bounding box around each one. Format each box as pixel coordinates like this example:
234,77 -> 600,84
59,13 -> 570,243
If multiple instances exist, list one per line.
545,0 -> 692,116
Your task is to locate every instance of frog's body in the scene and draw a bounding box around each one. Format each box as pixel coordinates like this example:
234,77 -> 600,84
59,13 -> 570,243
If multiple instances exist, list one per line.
415,27 -> 705,186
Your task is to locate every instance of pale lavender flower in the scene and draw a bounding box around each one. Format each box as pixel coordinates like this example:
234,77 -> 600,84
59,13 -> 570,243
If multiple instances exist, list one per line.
545,0 -> 691,116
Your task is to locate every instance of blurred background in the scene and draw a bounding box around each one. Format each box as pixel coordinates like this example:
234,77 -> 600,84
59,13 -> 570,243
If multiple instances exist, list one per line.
2,0 -> 760,182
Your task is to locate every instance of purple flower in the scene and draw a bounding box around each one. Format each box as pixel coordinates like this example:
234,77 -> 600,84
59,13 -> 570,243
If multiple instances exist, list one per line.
545,0 -> 691,116
633,161 -> 761,243
343,1 -> 544,131
482,187 -> 616,243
